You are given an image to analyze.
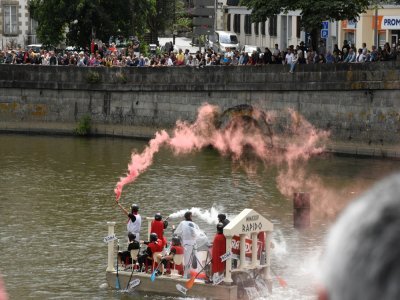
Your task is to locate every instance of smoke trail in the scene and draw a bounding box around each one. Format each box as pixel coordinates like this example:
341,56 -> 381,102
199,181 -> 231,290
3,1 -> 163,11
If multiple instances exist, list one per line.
114,130 -> 169,200
115,103 -> 329,203
168,206 -> 234,225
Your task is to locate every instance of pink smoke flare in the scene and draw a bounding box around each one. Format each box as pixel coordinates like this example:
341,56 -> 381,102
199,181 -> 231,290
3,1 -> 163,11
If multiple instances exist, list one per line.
115,103 -> 330,204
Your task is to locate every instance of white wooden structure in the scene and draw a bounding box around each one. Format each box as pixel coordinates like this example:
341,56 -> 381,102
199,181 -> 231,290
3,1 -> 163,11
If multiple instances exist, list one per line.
223,209 -> 274,284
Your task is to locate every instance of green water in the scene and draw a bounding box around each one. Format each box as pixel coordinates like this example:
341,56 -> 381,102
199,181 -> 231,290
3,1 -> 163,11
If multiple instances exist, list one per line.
1,134 -> 399,300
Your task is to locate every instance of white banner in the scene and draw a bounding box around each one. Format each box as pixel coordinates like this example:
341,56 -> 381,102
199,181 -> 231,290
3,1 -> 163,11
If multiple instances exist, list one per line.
382,16 -> 400,29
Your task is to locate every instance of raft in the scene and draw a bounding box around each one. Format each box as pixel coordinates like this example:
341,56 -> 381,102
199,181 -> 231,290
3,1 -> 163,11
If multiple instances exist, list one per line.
105,209 -> 274,300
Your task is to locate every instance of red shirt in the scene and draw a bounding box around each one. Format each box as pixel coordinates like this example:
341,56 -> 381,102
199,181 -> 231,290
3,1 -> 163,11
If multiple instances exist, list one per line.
151,220 -> 164,240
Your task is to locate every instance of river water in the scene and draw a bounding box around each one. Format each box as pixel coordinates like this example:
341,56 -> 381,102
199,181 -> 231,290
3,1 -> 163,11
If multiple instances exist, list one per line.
1,134 -> 399,300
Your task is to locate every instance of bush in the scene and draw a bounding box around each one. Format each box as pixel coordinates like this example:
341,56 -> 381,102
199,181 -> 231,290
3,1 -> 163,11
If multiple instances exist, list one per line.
74,115 -> 91,136
86,71 -> 101,83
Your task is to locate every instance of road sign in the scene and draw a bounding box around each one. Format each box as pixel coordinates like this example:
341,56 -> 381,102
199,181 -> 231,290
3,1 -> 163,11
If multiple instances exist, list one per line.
194,0 -> 215,6
193,17 -> 214,26
321,29 -> 328,39
193,27 -> 213,35
191,7 -> 214,16
322,21 -> 329,30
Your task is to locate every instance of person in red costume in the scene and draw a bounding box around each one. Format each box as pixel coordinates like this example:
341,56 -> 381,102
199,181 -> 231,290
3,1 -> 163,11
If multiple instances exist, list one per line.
157,236 -> 185,275
137,232 -> 163,272
212,223 -> 226,276
150,213 -> 168,248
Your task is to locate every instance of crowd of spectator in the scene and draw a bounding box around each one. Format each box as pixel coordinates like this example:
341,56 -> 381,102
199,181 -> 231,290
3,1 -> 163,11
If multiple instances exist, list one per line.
0,39 -> 399,71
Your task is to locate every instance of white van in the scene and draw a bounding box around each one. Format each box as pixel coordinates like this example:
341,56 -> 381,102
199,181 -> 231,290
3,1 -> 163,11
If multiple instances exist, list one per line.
207,31 -> 239,53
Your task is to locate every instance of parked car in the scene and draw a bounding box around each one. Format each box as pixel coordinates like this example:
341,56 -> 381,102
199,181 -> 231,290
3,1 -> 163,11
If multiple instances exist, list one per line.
207,31 -> 239,53
26,44 -> 43,53
240,45 -> 261,54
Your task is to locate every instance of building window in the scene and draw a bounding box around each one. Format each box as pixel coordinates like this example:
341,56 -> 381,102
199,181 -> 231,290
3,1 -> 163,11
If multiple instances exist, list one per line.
254,22 -> 259,35
288,16 -> 292,39
227,14 -> 231,31
261,21 -> 266,35
268,15 -> 277,36
244,15 -> 251,34
4,5 -> 18,35
234,14 -> 241,33
296,16 -> 301,38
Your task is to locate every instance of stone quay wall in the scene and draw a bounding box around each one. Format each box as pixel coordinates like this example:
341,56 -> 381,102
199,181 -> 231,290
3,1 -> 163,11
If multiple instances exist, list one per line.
0,62 -> 400,156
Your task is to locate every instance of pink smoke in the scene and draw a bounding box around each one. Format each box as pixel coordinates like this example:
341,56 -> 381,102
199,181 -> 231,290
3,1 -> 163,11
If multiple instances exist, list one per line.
115,103 -> 330,203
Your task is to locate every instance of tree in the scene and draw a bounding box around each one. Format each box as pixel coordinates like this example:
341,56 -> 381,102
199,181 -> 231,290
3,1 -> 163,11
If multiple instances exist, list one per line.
28,0 -> 174,49
241,0 -> 371,32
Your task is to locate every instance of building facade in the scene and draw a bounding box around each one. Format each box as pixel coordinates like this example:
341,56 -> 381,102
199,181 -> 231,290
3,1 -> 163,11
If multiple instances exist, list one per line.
217,1 -> 400,52
339,5 -> 400,49
0,0 -> 38,49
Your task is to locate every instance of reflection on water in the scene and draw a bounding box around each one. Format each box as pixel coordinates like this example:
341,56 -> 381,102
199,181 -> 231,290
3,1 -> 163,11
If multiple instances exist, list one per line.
1,134 -> 399,299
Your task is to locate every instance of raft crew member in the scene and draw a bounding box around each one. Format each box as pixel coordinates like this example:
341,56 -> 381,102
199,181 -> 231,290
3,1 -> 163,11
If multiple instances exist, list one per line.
218,213 -> 230,227
211,222 -> 226,277
117,232 -> 140,267
137,232 -> 163,272
157,236 -> 184,275
150,213 -> 168,248
174,211 -> 200,278
116,202 -> 142,241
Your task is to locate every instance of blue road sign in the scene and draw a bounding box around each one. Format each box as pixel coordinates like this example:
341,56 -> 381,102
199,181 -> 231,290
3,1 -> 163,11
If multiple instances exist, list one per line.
322,21 -> 329,30
321,29 -> 328,39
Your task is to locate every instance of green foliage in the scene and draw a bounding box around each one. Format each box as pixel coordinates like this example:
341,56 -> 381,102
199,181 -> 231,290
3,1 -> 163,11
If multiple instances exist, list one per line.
141,43 -> 150,57
86,71 -> 101,83
28,0 -> 177,49
74,115 -> 91,136
240,0 -> 371,31
115,72 -> 128,84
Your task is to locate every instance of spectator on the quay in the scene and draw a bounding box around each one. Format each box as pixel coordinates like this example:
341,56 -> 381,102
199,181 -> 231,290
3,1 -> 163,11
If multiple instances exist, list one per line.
285,48 -> 294,66
344,48 -> 356,63
76,51 -> 86,67
306,47 -> 315,64
186,54 -> 198,67
318,39 -> 326,56
298,41 -> 307,57
316,53 -> 326,64
342,40 -> 351,54
356,48 -> 366,63
369,45 -> 378,62
239,51 -> 249,65
272,43 -> 280,58
362,42 -> 368,55
175,48 -> 185,66
325,51 -> 335,64
332,44 -> 341,57
49,51 -> 58,66
381,42 -> 391,60
389,43 -> 397,60
263,47 -> 272,64
184,49 -> 190,65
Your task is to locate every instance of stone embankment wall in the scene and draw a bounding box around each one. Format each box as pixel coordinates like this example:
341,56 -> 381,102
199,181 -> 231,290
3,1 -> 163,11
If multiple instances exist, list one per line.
0,63 -> 400,156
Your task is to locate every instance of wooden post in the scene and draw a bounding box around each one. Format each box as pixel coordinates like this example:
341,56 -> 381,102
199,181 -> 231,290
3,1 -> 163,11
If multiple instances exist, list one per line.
106,221 -> 116,272
239,234 -> 246,269
147,217 -> 152,241
293,192 -> 311,228
224,235 -> 233,283
251,232 -> 258,266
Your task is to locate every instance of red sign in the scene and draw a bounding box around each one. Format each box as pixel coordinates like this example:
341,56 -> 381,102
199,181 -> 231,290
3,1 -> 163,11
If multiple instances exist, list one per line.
231,235 -> 262,259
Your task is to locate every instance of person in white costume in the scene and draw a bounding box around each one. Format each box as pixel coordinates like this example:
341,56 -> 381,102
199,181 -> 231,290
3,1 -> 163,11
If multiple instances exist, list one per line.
116,203 -> 142,241
174,211 -> 200,278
